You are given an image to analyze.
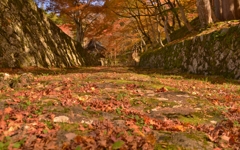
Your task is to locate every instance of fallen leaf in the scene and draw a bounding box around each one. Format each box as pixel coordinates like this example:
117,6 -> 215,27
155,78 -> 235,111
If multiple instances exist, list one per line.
221,135 -> 230,142
15,113 -> 24,122
4,107 -> 13,114
156,87 -> 168,92
173,125 -> 184,131
98,139 -> 107,148
65,133 -> 77,141
145,134 -> 156,145
0,119 -> 7,130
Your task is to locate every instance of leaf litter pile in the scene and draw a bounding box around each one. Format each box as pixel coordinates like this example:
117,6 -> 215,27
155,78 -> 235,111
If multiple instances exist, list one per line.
0,67 -> 239,150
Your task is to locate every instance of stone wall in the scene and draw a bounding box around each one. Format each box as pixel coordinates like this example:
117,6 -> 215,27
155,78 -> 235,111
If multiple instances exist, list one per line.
139,24 -> 240,79
0,0 -> 88,68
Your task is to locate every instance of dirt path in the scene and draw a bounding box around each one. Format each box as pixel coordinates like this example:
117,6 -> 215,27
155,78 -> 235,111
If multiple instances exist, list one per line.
0,67 -> 239,149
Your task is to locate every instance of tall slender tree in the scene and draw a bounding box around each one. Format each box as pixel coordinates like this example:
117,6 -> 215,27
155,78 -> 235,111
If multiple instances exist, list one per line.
196,0 -> 213,28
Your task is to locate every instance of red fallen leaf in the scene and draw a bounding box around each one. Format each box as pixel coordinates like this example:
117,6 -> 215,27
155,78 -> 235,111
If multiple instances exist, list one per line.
4,107 -> 13,114
156,87 -> 168,92
45,140 -> 58,149
33,138 -> 45,149
78,124 -> 85,131
15,113 -> 24,122
213,148 -> 222,150
11,97 -> 21,103
172,125 -> 185,131
220,135 -> 230,142
124,134 -> 134,143
207,134 -> 217,142
229,136 -> 235,145
143,126 -> 152,133
142,143 -> 153,150
126,84 -> 137,90
0,119 -> 7,130
62,142 -> 71,150
228,107 -> 239,114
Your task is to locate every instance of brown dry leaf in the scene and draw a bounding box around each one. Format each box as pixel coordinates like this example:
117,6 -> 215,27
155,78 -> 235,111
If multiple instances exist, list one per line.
78,124 -> 85,131
62,142 -> 71,150
15,113 -> 24,122
65,133 -> 77,141
98,139 -> 107,147
229,136 -> 235,145
45,140 -> 58,150
220,135 -> 230,142
156,87 -> 168,92
124,134 -> 134,143
143,126 -> 152,133
172,125 -> 185,131
11,97 -> 21,103
74,135 -> 83,143
145,134 -> 156,145
33,138 -> 45,150
126,84 -> 137,90
134,130 -> 145,137
0,119 -> 7,130
213,148 -> 222,150
4,107 -> 13,114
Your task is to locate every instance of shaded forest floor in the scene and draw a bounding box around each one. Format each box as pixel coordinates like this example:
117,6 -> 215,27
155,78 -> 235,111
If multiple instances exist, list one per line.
0,67 -> 239,149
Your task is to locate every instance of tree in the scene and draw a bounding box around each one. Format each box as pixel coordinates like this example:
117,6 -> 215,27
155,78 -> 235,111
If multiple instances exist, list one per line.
196,0 -> 213,28
175,0 -> 194,32
197,0 -> 240,28
38,0 -> 105,46
212,0 -> 240,21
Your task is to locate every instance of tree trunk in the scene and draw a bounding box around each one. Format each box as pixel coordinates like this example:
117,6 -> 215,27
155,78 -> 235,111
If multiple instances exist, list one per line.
196,0 -> 213,28
212,0 -> 240,21
156,15 -> 164,47
222,0 -> 235,20
164,15 -> 171,43
213,0 -> 223,20
234,0 -> 240,19
176,0 -> 194,32
75,20 -> 84,46
166,0 -> 182,28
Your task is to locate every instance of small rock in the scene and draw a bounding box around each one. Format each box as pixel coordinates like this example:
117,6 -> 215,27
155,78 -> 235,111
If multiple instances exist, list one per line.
145,90 -> 155,94
157,98 -> 168,101
0,73 -> 10,80
24,125 -> 30,130
76,95 -> 90,101
195,108 -> 201,111
151,107 -> 160,111
53,116 -> 69,123
173,105 -> 182,108
192,92 -> 197,95
147,94 -> 155,97
81,119 -> 93,125
176,95 -> 190,98
210,120 -> 217,124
